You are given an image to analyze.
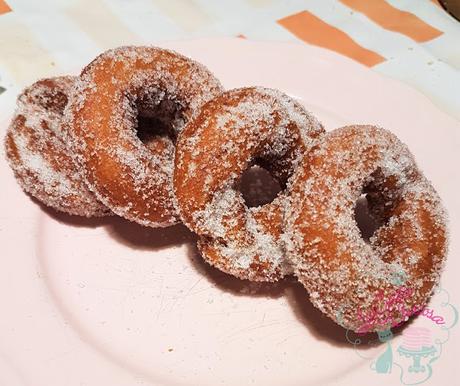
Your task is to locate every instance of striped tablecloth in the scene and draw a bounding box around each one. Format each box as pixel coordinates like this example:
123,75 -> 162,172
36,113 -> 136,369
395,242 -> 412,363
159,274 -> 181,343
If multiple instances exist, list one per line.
0,0 -> 459,121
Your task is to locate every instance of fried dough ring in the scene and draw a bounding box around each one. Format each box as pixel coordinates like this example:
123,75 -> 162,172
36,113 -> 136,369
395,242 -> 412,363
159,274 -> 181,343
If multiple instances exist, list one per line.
66,46 -> 223,227
5,76 -> 110,217
174,87 -> 324,281
285,125 -> 447,332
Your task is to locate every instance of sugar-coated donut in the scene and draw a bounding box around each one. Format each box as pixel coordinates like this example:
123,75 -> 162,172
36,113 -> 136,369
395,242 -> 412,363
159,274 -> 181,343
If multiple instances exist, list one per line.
174,87 -> 324,282
285,125 -> 447,332
66,46 -> 224,227
4,77 -> 110,217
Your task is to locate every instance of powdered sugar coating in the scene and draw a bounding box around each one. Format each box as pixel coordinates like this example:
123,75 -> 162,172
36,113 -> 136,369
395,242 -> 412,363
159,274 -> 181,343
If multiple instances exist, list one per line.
174,87 -> 324,281
285,125 -> 448,332
65,46 -> 224,227
4,77 -> 110,217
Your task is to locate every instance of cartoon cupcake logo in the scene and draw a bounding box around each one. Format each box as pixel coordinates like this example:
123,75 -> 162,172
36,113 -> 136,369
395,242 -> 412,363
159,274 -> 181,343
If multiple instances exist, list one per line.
397,327 -> 437,373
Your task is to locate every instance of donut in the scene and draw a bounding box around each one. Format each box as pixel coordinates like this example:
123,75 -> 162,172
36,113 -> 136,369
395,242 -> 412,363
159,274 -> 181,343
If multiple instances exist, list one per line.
66,46 -> 224,227
285,125 -> 447,332
4,76 -> 110,217
174,87 -> 324,282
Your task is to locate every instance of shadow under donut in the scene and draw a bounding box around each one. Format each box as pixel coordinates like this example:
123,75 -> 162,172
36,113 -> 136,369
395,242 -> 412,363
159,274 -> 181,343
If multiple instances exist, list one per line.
36,196 -> 194,250
184,242 -> 387,349
104,219 -> 194,251
36,178 -> 414,349
32,197 -> 113,228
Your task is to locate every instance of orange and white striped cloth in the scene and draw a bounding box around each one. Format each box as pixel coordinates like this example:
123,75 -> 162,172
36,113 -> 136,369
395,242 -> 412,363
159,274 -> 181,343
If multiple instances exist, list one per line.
0,0 -> 459,120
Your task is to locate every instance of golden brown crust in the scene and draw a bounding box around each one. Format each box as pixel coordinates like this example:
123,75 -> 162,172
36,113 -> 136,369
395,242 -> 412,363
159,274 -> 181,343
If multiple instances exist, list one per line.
4,76 -> 110,217
285,125 -> 447,332
174,87 -> 324,281
66,46 -> 224,227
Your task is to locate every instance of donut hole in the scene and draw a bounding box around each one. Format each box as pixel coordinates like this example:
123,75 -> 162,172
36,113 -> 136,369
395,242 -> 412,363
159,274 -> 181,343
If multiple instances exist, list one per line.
354,193 -> 380,242
136,115 -> 171,145
134,92 -> 185,146
355,168 -> 405,242
240,165 -> 282,208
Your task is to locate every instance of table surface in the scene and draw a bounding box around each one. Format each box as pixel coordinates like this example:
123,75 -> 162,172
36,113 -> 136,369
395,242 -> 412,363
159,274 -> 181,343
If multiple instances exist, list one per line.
0,0 -> 459,122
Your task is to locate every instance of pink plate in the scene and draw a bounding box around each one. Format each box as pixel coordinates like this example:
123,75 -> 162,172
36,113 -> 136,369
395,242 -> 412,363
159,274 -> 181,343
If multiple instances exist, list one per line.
1,38 -> 459,386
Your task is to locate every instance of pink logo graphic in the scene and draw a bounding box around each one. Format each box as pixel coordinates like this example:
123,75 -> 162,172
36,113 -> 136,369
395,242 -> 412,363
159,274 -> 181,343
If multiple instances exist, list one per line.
397,327 -> 437,373
356,287 -> 446,334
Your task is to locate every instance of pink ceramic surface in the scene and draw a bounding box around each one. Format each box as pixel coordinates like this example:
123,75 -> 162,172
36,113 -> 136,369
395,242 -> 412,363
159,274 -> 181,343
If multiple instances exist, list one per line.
0,39 -> 459,386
